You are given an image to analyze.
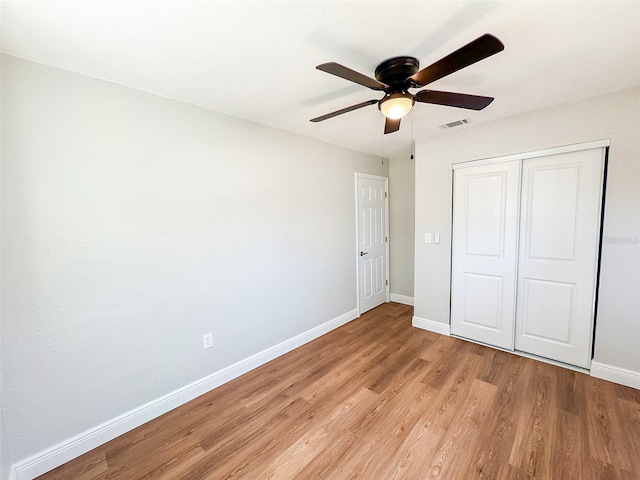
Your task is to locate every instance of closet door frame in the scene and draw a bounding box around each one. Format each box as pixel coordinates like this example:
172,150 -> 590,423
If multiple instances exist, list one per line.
452,140 -> 609,169
450,139 -> 609,370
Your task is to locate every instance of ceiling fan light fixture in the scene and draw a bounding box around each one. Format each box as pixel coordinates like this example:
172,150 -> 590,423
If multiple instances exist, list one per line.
379,93 -> 415,119
312,34 -> 504,134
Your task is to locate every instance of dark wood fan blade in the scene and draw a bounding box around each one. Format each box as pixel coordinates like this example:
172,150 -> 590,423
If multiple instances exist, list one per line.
409,34 -> 504,87
310,99 -> 378,122
317,62 -> 388,91
415,90 -> 495,110
384,117 -> 401,134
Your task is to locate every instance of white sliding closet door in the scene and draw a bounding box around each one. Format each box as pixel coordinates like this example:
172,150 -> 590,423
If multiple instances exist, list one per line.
515,149 -> 605,368
451,160 -> 521,349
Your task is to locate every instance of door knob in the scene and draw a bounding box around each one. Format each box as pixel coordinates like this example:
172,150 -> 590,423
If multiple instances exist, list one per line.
360,251 -> 368,256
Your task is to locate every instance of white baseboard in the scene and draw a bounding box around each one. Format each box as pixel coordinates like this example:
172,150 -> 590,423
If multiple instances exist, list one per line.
13,308 -> 359,480
590,361 -> 640,390
412,316 -> 450,336
389,294 -> 414,306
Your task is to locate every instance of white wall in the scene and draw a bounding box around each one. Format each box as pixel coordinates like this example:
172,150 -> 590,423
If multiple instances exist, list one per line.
0,40 -> 13,480
389,151 -> 415,299
0,415 -> 11,480
0,54 -> 387,465
414,87 -> 640,374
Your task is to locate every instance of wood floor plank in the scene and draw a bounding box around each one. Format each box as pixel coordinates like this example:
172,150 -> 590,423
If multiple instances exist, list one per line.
509,370 -> 555,477
37,303 -> 640,480
585,377 -> 634,472
321,370 -> 433,479
378,418 -> 447,479
426,378 -> 498,480
555,367 -> 586,415
551,410 -> 586,480
137,445 -> 206,480
261,387 -> 380,479
201,396 -> 313,479
464,356 -> 529,479
476,348 -> 512,386
298,340 -> 387,403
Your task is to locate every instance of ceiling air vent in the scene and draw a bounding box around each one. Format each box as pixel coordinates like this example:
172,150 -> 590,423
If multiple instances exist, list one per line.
439,118 -> 471,130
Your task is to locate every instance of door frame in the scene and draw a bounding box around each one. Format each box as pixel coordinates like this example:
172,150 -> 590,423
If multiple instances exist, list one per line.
355,173 -> 390,316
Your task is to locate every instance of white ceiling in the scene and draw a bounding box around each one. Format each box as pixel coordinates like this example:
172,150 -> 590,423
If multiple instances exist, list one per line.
2,1 -> 639,157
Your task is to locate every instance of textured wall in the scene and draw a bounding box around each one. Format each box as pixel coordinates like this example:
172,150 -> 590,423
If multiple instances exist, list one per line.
0,54 -> 387,463
1,403 -> 11,479
389,150 -> 415,299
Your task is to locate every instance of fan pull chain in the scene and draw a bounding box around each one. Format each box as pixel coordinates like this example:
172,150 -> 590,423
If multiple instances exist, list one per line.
381,119 -> 384,165
411,109 -> 415,160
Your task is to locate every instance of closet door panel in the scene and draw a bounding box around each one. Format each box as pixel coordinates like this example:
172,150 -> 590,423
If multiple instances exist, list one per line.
451,160 -> 521,349
515,148 -> 604,368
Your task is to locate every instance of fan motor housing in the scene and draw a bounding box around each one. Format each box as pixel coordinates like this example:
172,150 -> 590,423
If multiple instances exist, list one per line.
374,56 -> 419,90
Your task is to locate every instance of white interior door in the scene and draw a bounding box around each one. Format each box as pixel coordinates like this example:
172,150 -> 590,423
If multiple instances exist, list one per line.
515,148 -> 605,368
357,174 -> 388,314
451,160 -> 521,349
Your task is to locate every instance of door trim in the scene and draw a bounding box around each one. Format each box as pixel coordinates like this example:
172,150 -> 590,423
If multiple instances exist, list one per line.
355,173 -> 390,315
452,139 -> 611,170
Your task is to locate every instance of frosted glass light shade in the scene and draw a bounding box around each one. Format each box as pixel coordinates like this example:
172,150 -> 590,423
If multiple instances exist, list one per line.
379,94 -> 414,119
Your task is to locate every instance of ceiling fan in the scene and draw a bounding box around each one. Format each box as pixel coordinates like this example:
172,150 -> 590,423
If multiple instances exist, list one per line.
310,34 -> 504,134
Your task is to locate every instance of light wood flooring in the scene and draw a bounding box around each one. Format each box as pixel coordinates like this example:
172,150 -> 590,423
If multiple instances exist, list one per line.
38,303 -> 640,479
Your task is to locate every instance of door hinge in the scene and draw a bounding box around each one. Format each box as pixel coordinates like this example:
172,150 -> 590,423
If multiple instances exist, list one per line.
386,279 -> 388,286
385,191 -> 387,198
385,236 -> 388,243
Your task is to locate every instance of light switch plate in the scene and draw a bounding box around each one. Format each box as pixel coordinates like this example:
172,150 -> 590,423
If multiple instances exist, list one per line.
425,233 -> 432,244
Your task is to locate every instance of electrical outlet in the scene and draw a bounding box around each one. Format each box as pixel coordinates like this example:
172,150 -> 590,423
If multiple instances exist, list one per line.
434,233 -> 440,244
202,332 -> 213,349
